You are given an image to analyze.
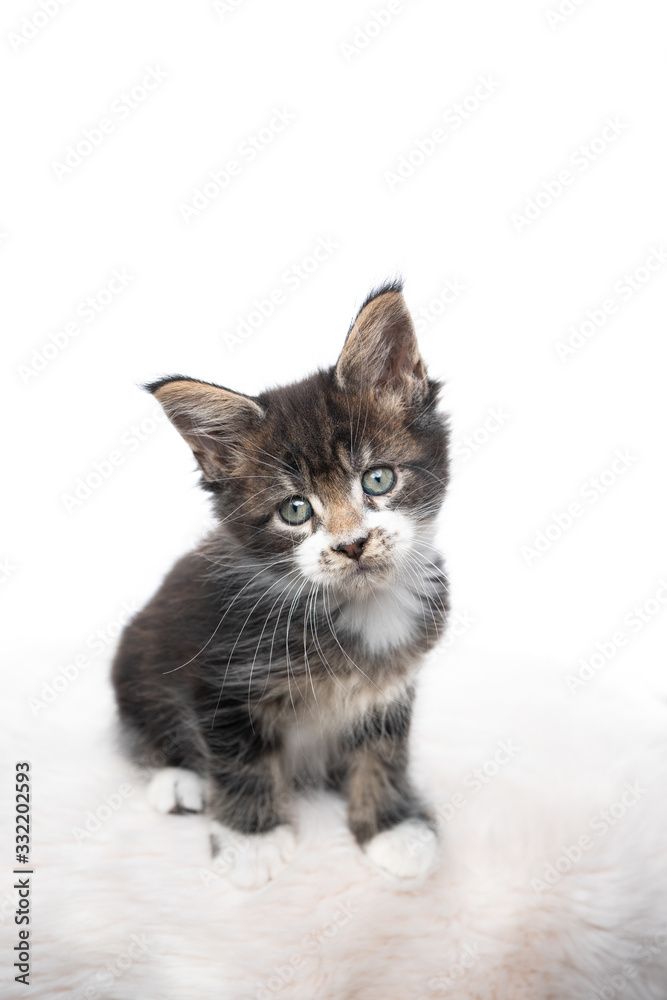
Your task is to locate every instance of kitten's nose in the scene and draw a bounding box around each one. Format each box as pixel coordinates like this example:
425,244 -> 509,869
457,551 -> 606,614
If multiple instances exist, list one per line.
333,536 -> 368,561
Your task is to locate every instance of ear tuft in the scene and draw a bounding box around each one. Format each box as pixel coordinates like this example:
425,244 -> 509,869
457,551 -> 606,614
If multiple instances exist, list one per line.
147,376 -> 264,480
335,284 -> 426,396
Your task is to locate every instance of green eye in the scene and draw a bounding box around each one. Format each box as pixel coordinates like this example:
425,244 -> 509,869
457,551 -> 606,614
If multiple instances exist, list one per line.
279,496 -> 313,525
362,467 -> 395,496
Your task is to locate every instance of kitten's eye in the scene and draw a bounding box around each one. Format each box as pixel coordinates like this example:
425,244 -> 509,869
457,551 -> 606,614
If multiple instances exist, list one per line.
361,467 -> 395,496
279,496 -> 313,525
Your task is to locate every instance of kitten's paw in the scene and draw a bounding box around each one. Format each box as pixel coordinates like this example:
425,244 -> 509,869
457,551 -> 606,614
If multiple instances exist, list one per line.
210,822 -> 296,890
148,768 -> 205,814
364,819 -> 438,880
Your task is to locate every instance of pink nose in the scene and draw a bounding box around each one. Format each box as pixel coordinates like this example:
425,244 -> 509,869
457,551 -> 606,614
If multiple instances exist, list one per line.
333,536 -> 368,561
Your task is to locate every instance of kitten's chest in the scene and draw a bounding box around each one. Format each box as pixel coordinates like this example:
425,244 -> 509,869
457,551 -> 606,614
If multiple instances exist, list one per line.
251,585 -> 434,783
334,579 -> 429,655
279,672 -> 412,784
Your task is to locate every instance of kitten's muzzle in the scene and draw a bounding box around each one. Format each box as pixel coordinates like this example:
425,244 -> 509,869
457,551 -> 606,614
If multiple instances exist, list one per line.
332,536 -> 369,561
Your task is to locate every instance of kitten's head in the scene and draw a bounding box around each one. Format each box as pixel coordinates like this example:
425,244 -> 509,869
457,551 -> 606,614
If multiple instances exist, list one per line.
148,281 -> 448,596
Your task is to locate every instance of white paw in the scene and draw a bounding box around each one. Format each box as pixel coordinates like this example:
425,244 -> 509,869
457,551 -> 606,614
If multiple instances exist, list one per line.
364,819 -> 438,880
210,822 -> 296,890
147,768 -> 205,814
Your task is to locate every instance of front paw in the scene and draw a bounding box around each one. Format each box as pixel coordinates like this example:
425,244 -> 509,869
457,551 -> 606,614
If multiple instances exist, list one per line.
210,822 -> 297,890
364,819 -> 438,880
147,767 -> 205,814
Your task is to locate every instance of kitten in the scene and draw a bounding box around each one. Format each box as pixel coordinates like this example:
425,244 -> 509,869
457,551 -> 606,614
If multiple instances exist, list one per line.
112,280 -> 450,889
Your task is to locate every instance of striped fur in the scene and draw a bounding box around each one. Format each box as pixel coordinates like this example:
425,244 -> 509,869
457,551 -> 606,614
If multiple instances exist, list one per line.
112,281 -> 450,872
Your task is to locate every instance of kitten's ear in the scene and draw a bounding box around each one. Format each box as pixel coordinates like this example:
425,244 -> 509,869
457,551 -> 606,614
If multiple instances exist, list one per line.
146,376 -> 265,480
335,284 -> 426,397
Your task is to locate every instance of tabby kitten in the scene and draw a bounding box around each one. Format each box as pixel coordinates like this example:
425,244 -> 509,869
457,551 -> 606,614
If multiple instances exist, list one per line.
112,280 -> 449,889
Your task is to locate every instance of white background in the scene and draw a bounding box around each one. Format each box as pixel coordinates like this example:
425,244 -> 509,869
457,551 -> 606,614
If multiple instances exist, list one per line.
2,0 -> 666,714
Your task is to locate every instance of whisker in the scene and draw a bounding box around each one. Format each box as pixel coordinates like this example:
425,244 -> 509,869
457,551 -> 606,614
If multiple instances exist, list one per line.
161,558 -> 289,675
262,573 -> 307,702
245,569 -> 306,727
308,583 -> 350,698
322,588 -> 382,693
211,565 -> 302,729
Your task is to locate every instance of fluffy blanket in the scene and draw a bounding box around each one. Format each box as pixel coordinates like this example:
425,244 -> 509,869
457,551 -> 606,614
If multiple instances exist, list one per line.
3,642 -> 667,999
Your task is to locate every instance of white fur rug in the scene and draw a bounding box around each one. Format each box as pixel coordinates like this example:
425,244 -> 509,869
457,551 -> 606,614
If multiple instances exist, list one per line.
4,641 -> 667,1000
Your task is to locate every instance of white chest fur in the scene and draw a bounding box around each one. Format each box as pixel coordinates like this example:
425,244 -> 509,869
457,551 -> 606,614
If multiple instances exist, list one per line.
336,579 -> 424,655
